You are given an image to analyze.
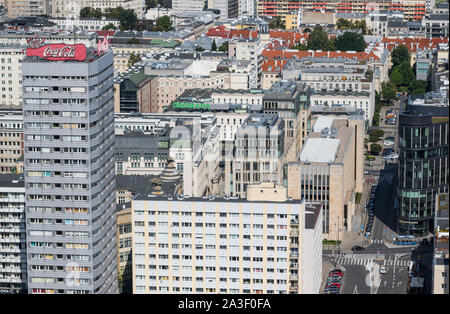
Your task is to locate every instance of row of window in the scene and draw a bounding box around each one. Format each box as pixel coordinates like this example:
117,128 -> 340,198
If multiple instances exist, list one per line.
140,233 -> 288,241
139,221 -> 288,229
29,242 -> 89,249
29,218 -> 89,225
135,211 -> 291,218
136,286 -> 283,293
141,255 -> 288,262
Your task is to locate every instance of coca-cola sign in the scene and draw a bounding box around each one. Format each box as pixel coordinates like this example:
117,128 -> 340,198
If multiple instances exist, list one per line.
27,43 -> 87,61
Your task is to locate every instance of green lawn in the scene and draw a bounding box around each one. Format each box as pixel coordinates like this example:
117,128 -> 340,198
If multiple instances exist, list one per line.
355,192 -> 362,204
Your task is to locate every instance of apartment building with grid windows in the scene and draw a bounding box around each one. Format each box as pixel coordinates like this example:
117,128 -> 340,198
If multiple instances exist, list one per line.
131,184 -> 322,294
0,174 -> 27,294
22,45 -> 118,294
0,111 -> 24,174
4,0 -> 51,18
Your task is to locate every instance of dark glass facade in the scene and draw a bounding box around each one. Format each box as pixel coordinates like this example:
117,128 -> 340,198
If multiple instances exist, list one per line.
398,112 -> 449,236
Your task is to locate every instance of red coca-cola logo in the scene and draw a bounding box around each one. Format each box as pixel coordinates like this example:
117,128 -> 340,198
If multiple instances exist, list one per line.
27,43 -> 87,61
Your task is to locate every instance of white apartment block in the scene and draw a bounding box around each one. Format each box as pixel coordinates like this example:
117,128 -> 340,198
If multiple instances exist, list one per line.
0,47 -> 25,107
48,17 -> 120,32
51,0 -> 145,19
0,175 -> 27,294
0,31 -> 97,49
172,0 -> 205,14
282,59 -> 376,125
239,0 -> 256,17
310,92 -> 373,122
131,188 -> 322,294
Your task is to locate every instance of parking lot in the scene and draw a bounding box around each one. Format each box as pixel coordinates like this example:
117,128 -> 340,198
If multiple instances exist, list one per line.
324,269 -> 344,294
363,184 -> 378,238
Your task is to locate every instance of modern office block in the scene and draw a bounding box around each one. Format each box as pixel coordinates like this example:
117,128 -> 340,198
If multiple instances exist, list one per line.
398,101 -> 448,236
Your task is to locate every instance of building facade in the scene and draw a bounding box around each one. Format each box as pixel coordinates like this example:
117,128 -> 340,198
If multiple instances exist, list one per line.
397,103 -> 448,236
0,111 -> 24,174
0,174 -> 27,294
0,46 -> 25,107
433,193 -> 448,294
22,45 -> 118,294
131,192 -> 322,294
5,0 -> 51,18
287,115 -> 364,240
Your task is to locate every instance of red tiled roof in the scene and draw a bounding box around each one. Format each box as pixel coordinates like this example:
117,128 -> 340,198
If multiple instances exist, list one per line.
205,26 -> 258,39
382,37 -> 448,52
260,49 -> 380,73
269,30 -> 308,47
97,30 -> 115,37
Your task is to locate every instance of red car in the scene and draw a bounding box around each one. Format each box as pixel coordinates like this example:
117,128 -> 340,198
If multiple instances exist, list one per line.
329,271 -> 343,276
329,283 -> 341,287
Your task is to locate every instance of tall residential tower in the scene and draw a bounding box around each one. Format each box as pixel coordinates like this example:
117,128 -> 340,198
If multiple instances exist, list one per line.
22,41 -> 118,294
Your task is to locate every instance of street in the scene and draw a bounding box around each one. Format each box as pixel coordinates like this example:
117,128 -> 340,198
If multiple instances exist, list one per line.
321,95 -> 422,294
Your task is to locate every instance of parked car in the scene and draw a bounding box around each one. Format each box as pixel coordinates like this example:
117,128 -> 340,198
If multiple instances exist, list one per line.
380,266 -> 387,274
390,153 -> 398,159
352,246 -> 365,252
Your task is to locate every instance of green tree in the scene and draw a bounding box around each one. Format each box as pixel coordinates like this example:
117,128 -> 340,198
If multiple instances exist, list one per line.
381,81 -> 398,103
211,39 -> 217,51
269,16 -> 285,29
335,31 -> 366,52
370,143 -> 383,155
293,43 -> 308,51
397,62 -> 415,86
307,26 -> 335,51
336,18 -> 353,29
357,20 -> 367,35
195,46 -> 205,51
128,53 -> 141,66
218,41 -> 228,53
408,80 -> 427,95
146,0 -> 157,8
127,37 -> 140,44
154,16 -> 174,31
101,23 -> 117,31
369,129 -> 385,142
391,45 -> 411,68
80,7 -> 102,18
391,61 -> 415,86
104,6 -> 137,30
390,67 -> 404,86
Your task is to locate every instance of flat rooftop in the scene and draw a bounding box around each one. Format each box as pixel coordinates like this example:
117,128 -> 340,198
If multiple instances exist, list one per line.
134,194 -> 305,204
300,138 -> 340,163
184,60 -> 220,77
312,116 -> 334,133
116,174 -> 181,198
305,203 -> 322,229
0,174 -> 25,188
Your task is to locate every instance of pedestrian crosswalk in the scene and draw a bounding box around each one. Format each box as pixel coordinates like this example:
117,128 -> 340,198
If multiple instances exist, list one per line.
383,259 -> 410,267
370,239 -> 384,244
332,257 -> 409,267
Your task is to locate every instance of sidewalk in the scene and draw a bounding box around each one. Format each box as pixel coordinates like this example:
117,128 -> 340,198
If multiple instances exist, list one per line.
320,260 -> 336,293
339,230 -> 367,250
